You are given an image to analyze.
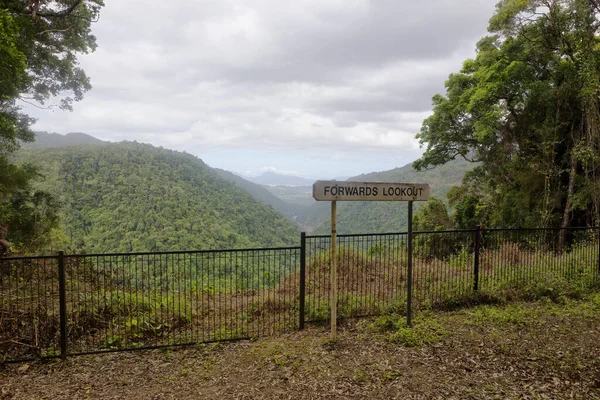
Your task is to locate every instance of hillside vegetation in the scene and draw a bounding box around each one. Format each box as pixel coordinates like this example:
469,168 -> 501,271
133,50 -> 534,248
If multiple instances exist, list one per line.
213,168 -> 302,219
16,142 -> 300,253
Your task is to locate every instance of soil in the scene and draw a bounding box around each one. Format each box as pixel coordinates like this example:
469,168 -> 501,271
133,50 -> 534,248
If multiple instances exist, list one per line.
2,298 -> 600,399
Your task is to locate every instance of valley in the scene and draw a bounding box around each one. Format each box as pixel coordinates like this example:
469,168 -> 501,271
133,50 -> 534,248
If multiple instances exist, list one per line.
16,132 -> 474,253
259,158 -> 475,234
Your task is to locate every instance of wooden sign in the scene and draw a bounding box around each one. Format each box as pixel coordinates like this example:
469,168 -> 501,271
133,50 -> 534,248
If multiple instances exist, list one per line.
313,181 -> 430,202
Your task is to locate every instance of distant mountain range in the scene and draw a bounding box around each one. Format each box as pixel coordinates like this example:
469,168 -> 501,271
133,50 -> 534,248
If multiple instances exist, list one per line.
26,131 -> 107,147
245,171 -> 315,186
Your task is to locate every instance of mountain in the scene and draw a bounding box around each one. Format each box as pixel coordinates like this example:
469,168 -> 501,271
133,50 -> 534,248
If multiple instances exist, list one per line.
25,131 -> 107,147
298,158 -> 475,234
212,168 -> 302,218
246,171 -> 314,186
349,158 -> 470,190
16,142 -> 300,253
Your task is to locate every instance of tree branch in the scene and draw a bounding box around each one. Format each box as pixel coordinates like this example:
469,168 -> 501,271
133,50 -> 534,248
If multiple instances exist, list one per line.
36,27 -> 72,36
17,97 -> 56,110
33,0 -> 84,18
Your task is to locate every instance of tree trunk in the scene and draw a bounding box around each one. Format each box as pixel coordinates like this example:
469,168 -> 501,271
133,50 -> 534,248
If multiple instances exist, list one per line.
559,153 -> 578,248
0,239 -> 10,257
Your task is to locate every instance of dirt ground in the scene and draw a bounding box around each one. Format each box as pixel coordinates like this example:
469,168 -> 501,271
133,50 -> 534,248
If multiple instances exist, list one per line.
2,297 -> 600,400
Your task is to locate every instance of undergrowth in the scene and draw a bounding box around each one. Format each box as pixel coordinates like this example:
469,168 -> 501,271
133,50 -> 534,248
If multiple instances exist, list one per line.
2,237 -> 599,361
373,291 -> 600,347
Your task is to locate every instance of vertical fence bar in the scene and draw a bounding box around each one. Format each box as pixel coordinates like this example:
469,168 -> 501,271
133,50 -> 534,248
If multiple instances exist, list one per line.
473,225 -> 481,292
331,201 -> 337,340
407,201 -> 413,327
597,226 -> 600,277
58,251 -> 67,360
299,232 -> 306,330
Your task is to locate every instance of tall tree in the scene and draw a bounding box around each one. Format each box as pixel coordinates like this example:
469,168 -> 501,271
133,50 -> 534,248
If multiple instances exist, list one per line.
0,0 -> 103,250
415,0 -> 600,239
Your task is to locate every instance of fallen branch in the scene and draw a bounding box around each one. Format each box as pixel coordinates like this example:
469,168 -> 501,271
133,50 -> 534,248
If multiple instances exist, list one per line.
0,340 -> 39,349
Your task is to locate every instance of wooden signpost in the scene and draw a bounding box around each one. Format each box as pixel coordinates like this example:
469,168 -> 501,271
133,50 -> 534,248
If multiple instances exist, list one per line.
312,181 -> 430,339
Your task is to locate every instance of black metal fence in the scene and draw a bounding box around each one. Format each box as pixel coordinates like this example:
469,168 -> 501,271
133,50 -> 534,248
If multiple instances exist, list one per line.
1,247 -> 300,362
304,232 -> 409,322
2,227 -> 599,362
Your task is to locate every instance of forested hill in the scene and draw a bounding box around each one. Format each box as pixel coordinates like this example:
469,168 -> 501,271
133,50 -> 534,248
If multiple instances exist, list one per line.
307,158 -> 475,234
350,158 -> 472,191
212,168 -> 302,219
16,143 -> 300,253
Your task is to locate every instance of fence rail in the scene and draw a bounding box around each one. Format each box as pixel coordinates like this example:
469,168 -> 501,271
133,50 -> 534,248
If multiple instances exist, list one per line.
2,227 -> 599,362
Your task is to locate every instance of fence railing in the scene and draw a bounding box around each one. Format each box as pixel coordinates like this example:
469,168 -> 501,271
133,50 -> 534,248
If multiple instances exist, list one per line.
1,247 -> 300,362
2,227 -> 599,362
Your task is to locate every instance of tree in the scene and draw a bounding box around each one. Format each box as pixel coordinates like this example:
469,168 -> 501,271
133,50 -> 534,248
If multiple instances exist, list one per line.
415,0 -> 600,242
412,197 -> 457,259
447,184 -> 489,229
0,0 -> 103,250
413,197 -> 453,232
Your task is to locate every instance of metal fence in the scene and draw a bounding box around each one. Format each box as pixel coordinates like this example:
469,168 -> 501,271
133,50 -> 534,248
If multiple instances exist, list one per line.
1,247 -> 300,362
304,227 -> 600,321
2,227 -> 599,362
304,232 -> 408,322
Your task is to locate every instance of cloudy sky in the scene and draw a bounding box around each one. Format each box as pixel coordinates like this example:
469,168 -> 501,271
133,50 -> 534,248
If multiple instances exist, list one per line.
25,0 -> 499,179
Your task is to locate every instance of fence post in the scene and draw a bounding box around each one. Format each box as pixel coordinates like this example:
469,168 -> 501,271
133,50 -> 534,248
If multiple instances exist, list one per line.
58,250 -> 67,360
473,225 -> 481,292
299,232 -> 306,330
597,226 -> 600,278
407,201 -> 413,327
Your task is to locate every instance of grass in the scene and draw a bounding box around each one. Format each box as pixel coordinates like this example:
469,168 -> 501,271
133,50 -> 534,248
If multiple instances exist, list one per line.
2,294 -> 600,399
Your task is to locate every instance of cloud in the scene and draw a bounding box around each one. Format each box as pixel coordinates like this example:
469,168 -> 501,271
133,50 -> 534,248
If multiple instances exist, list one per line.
25,0 -> 498,175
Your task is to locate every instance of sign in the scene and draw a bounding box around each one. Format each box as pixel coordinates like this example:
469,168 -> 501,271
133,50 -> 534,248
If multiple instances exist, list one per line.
313,181 -> 430,202
313,179 -> 430,339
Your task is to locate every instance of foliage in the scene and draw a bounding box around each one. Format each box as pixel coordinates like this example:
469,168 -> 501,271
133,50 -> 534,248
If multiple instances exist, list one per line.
373,314 -> 451,347
0,157 -> 61,251
16,142 -> 300,253
447,183 -> 488,229
413,197 -> 453,231
1,1 -> 104,250
304,229 -> 599,322
412,197 -> 458,259
415,0 -> 600,232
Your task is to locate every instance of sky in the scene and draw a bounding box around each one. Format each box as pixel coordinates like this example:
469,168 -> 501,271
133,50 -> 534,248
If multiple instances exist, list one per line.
24,0 -> 499,179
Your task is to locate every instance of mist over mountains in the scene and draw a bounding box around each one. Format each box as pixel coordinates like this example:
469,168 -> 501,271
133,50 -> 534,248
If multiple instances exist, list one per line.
245,172 -> 315,187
